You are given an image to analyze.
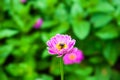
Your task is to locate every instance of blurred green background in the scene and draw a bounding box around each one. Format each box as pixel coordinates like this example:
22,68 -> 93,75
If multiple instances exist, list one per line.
0,0 -> 120,80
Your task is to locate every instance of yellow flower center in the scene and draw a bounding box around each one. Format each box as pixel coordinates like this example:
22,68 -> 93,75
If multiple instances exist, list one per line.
69,54 -> 76,60
56,42 -> 67,51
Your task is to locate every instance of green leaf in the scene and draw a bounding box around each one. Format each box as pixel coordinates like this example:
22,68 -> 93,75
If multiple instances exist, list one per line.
54,3 -> 68,22
41,32 -> 50,43
114,5 -> 120,17
10,0 -> 23,13
2,20 -> 16,29
94,2 -> 114,13
41,20 -> 58,29
114,6 -> 120,26
65,65 -> 93,77
71,3 -> 84,18
111,0 -> 120,6
95,25 -> 119,39
0,29 -> 18,39
40,74 -> 53,80
86,76 -> 96,80
23,72 -> 38,80
0,45 -> 13,65
12,39 -> 38,57
46,0 -> 58,6
74,66 -> 93,76
24,17 -> 38,33
89,56 -> 102,64
6,63 -> 28,76
95,66 -> 111,80
65,74 -> 86,80
3,0 -> 10,11
0,69 -> 8,80
37,60 -> 50,70
83,41 -> 102,56
91,14 -> 112,28
72,21 -> 90,40
103,43 -> 118,65
42,49 -> 50,59
111,70 -> 120,80
50,57 -> 60,75
116,18 -> 120,26
50,22 -> 69,37
34,0 -> 47,11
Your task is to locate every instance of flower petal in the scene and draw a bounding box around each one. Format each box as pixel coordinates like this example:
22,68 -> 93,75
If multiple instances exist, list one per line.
46,34 -> 76,57
48,48 -> 57,55
63,48 -> 84,65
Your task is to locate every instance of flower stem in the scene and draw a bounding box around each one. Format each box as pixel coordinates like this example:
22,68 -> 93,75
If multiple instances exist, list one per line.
60,57 -> 64,80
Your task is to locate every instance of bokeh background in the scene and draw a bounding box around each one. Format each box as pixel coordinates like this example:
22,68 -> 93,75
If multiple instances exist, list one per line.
0,0 -> 120,80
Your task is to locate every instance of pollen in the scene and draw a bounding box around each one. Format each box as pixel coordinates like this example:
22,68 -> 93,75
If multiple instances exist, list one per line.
69,54 -> 76,60
56,42 -> 67,51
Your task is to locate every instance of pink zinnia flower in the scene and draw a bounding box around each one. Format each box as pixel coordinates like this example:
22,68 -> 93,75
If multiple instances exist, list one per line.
21,0 -> 26,3
47,34 -> 76,57
34,18 -> 43,29
63,48 -> 84,65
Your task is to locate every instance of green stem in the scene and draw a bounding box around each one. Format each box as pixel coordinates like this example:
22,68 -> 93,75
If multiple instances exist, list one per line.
60,57 -> 64,80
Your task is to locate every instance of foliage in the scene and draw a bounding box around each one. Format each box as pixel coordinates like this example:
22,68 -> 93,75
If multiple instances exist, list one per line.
0,0 -> 120,80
